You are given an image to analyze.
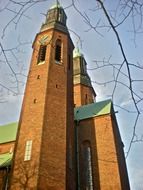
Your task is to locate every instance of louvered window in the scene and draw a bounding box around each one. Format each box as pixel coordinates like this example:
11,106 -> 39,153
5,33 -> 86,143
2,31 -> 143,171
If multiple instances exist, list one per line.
38,45 -> 46,64
55,39 -> 62,63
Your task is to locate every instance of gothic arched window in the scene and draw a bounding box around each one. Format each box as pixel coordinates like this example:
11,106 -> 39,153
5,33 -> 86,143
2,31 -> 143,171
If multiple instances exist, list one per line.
55,39 -> 62,63
82,141 -> 93,190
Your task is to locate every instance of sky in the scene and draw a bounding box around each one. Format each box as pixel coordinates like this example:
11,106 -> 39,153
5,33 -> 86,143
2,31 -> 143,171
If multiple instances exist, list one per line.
0,0 -> 143,189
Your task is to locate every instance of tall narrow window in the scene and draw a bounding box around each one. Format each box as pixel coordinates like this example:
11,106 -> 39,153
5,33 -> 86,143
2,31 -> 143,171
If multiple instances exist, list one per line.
82,141 -> 93,190
24,140 -> 32,161
85,94 -> 88,104
38,45 -> 47,64
55,39 -> 62,63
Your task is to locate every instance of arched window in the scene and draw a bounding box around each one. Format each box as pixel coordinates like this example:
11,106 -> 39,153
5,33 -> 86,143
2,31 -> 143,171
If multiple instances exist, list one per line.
37,45 -> 47,64
55,39 -> 62,63
82,141 -> 93,190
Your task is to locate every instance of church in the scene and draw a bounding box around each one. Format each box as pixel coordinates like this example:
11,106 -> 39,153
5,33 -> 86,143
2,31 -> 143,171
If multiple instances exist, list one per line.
0,2 -> 130,190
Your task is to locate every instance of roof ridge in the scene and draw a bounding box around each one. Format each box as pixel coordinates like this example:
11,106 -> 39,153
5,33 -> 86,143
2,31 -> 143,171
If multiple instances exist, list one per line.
74,99 -> 112,121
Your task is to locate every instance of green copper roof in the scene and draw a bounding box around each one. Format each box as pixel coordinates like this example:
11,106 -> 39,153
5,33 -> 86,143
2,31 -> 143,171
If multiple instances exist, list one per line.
73,48 -> 83,58
0,153 -> 12,168
0,122 -> 18,144
50,0 -> 62,10
74,99 -> 112,121
0,101 -> 111,144
74,74 -> 92,87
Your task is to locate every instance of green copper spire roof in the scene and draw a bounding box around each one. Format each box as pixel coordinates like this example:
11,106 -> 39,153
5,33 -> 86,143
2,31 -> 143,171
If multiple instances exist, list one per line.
73,48 -> 94,88
50,0 -> 62,10
41,0 -> 67,32
73,47 -> 83,58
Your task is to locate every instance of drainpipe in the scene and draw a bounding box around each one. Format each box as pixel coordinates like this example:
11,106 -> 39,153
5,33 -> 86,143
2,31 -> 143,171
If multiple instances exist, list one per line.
5,166 -> 9,190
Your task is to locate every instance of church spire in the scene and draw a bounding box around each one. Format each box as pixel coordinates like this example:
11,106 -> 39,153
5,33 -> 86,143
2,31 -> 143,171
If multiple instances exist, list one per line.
73,47 -> 83,58
56,0 -> 60,7
41,0 -> 67,33
50,0 -> 61,9
73,48 -> 96,106
73,48 -> 92,87
9,1 -> 75,189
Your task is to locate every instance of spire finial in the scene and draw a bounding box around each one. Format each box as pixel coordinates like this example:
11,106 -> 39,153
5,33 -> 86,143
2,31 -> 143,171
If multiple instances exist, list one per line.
73,41 -> 83,58
50,0 -> 61,10
56,0 -> 60,6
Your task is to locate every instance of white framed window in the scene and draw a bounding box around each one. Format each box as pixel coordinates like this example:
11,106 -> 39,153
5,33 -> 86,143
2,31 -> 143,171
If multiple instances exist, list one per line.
24,140 -> 32,161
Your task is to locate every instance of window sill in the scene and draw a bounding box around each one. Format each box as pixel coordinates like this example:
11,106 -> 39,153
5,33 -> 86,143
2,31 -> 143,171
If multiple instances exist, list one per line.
37,61 -> 45,65
55,60 -> 64,66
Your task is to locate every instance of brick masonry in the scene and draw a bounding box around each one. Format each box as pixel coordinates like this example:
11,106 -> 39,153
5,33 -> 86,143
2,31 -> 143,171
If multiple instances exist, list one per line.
0,142 -> 14,154
75,113 -> 130,190
74,84 -> 95,107
9,28 -> 75,190
0,7 -> 130,190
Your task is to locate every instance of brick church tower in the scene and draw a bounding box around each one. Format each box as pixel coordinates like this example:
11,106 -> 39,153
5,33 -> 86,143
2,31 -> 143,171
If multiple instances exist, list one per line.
9,2 -> 75,190
0,1 -> 130,190
73,48 -> 96,107
73,50 -> 130,189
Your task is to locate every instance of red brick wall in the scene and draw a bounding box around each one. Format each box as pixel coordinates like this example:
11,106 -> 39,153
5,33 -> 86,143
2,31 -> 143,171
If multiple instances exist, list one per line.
0,142 -> 15,154
111,114 -> 130,190
9,29 -> 75,190
76,114 -> 130,190
95,115 -> 122,189
74,84 -> 95,107
76,118 -> 100,189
